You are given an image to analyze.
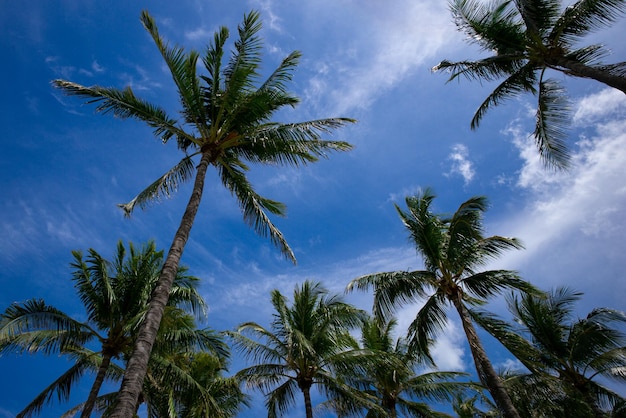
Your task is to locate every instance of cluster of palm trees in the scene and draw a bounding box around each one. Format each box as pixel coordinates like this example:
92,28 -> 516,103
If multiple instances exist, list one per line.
2,0 -> 626,415
3,192 -> 626,417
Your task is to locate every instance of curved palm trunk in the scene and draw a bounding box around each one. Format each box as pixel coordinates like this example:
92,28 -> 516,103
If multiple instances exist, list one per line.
109,152 -> 211,418
81,352 -> 113,418
451,294 -> 520,418
548,57 -> 626,94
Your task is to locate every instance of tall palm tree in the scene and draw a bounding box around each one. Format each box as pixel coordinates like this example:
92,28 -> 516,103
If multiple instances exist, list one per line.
228,280 -> 369,418
472,287 -> 626,417
433,0 -> 626,168
347,188 -> 540,418
330,315 -> 469,418
53,11 -> 354,416
0,241 -> 206,418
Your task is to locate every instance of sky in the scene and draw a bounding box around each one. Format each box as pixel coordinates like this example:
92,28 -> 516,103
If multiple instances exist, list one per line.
1,0 -> 625,417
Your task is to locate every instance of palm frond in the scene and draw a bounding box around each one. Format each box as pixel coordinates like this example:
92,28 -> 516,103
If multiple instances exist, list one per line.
237,119 -> 354,165
118,154 -> 197,216
217,160 -> 295,262
470,62 -> 537,129
17,358 -> 92,418
0,299 -> 93,355
407,292 -> 449,358
514,0 -> 561,35
551,0 -> 626,43
141,11 -> 207,143
533,77 -> 571,169
265,378 -> 298,418
51,80 -> 192,146
348,271 -> 435,320
462,270 -> 538,301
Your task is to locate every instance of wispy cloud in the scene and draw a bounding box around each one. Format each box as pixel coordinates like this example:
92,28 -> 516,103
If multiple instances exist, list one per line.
445,143 -> 475,185
300,0 -> 455,115
495,89 -> 626,305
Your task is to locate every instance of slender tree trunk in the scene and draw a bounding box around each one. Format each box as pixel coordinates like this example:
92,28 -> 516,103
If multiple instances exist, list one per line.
302,386 -> 314,418
451,294 -> 521,418
81,353 -> 112,418
547,57 -> 626,94
109,152 -> 211,418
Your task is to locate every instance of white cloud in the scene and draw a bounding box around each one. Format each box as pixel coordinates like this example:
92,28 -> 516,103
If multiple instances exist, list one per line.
446,143 -> 475,185
493,89 -> 626,306
301,0 -> 455,115
184,26 -> 214,42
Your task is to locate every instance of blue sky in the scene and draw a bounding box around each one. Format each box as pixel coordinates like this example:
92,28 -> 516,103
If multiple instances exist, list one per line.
1,0 -> 626,417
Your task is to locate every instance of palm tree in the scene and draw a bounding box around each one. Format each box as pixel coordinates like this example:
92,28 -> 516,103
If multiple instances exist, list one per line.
330,315 -> 469,418
53,11 -> 354,416
0,241 -> 206,417
347,188 -> 540,418
157,351 -> 249,418
228,280 -> 370,418
433,0 -> 626,168
472,287 -> 626,417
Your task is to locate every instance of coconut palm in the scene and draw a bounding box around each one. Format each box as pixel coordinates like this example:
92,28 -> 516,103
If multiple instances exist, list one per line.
228,280 -> 370,418
433,0 -> 626,168
347,188 -> 540,418
330,315 -> 469,418
0,241 -> 206,417
472,287 -> 626,417
57,308 -> 234,418
53,10 -> 354,415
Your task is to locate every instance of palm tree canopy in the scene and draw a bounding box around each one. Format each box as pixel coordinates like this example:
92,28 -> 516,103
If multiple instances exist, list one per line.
330,315 -> 469,418
348,188 -> 536,354
472,287 -> 626,413
0,241 -> 207,417
52,10 -> 355,263
228,280 -> 370,418
433,0 -> 626,169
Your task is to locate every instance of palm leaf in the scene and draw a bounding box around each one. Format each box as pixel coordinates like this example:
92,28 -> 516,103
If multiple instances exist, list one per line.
51,81 -> 192,146
217,160 -> 295,262
118,154 -> 197,216
533,77 -> 571,169
140,11 -> 207,143
470,62 -> 537,129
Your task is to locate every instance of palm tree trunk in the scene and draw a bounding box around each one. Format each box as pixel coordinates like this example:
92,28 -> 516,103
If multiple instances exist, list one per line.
547,57 -> 626,94
302,386 -> 314,418
451,294 -> 521,418
109,152 -> 212,418
81,352 -> 112,418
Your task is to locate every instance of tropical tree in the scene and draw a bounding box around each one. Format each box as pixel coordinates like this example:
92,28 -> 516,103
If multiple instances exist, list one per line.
0,241 -> 206,418
330,315 -> 469,418
347,188 -> 540,418
433,0 -> 626,168
472,287 -> 626,417
228,280 -> 371,418
53,10 -> 354,416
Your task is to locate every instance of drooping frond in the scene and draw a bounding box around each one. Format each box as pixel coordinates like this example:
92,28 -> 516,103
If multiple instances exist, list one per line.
118,154 -> 197,216
52,80 -> 192,146
217,160 -> 295,262
347,271 -> 435,320
533,77 -> 571,169
17,357 -> 94,418
407,292 -> 449,359
462,270 -> 539,302
0,299 -> 93,355
470,62 -> 537,129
